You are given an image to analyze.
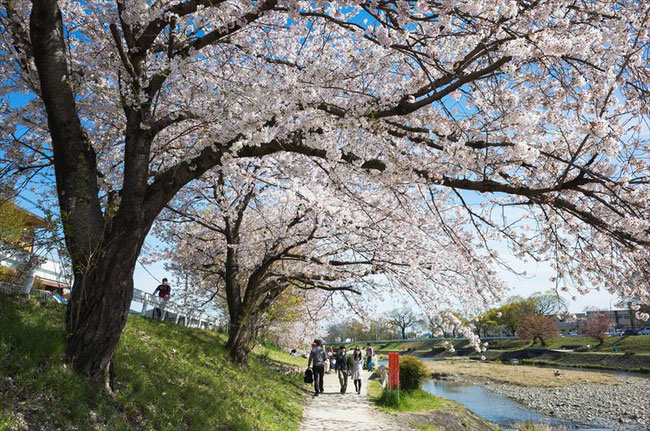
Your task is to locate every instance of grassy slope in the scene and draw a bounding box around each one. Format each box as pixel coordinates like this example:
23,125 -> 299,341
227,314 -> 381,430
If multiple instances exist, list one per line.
355,335 -> 650,356
531,335 -> 650,352
353,338 -> 529,354
0,295 -> 308,431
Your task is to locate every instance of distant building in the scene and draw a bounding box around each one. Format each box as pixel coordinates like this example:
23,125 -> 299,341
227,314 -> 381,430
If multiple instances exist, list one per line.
0,203 -> 71,299
556,308 -> 650,333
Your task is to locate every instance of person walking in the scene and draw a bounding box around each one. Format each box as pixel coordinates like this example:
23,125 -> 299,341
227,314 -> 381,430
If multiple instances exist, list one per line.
365,343 -> 375,372
335,345 -> 353,394
351,346 -> 364,394
152,278 -> 171,320
307,339 -> 327,396
324,346 -> 331,374
328,347 -> 336,374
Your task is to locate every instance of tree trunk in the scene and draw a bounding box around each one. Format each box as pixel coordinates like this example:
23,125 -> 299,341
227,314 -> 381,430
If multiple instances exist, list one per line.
401,327 -> 407,339
225,317 -> 256,365
64,233 -> 144,391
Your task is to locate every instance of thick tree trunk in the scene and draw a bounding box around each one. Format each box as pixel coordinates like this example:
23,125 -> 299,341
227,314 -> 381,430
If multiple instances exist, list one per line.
64,232 -> 145,391
225,317 -> 256,365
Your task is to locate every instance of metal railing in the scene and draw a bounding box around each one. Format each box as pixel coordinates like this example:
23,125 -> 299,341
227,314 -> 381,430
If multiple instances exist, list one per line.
1,281 -> 220,332
0,281 -> 61,302
132,288 -> 220,330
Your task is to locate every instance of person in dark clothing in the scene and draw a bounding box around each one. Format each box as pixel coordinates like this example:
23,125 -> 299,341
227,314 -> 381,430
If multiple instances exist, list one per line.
307,339 -> 328,396
335,345 -> 353,394
152,278 -> 171,319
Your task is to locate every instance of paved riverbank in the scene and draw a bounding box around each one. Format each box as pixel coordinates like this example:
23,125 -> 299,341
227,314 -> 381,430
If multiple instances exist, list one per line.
300,371 -> 408,431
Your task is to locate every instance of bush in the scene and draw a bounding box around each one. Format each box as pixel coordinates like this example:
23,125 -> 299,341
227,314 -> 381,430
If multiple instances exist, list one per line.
399,355 -> 427,391
0,266 -> 22,284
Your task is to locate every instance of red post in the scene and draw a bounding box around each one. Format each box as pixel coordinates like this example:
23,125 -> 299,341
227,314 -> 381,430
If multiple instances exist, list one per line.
388,352 -> 400,390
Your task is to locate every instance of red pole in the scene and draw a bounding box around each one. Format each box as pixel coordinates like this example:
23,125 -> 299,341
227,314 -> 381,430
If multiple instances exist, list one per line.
388,352 -> 400,390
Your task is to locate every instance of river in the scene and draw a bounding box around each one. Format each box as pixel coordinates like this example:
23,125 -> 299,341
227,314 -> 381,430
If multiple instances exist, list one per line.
422,379 -> 610,430
376,358 -> 632,430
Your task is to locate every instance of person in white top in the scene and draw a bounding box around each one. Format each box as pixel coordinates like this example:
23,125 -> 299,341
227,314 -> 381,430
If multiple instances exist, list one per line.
350,345 -> 364,394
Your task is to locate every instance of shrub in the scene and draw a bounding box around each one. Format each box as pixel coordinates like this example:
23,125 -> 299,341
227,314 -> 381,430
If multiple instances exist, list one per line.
0,266 -> 22,284
399,355 -> 427,391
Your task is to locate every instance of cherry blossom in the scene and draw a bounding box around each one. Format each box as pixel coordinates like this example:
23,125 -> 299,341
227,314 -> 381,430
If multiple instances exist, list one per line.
0,0 -> 647,383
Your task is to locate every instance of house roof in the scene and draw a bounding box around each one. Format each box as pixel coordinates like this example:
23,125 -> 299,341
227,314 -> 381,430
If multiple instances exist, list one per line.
8,203 -> 47,228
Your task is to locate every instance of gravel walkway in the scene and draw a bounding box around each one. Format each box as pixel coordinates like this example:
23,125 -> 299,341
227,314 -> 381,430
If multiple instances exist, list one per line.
300,371 -> 407,431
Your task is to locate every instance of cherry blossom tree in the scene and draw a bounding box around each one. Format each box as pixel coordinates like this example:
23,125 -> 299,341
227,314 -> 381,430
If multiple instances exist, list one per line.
1,0 -> 648,387
263,292 -> 326,350
583,311 -> 611,345
517,314 -> 559,346
155,158 -> 501,363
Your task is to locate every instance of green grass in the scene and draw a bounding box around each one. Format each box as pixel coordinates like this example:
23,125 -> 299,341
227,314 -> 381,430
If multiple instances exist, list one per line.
412,425 -> 440,431
355,335 -> 650,356
257,341 -> 307,369
367,381 -> 448,412
0,294 -> 308,431
531,335 -> 650,353
347,339 -> 475,354
367,380 -> 498,431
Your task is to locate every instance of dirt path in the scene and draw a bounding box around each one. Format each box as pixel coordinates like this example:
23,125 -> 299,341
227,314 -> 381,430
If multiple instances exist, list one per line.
300,370 -> 407,431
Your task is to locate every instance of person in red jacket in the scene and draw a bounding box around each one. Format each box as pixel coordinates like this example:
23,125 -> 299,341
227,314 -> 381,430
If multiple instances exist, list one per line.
152,278 -> 171,319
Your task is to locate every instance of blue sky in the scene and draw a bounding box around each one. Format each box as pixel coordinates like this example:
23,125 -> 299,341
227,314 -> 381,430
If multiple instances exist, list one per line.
4,7 -> 622,316
129,227 -> 618,315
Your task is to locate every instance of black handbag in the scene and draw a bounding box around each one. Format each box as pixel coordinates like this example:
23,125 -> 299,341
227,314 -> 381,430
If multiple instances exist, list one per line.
304,368 -> 314,384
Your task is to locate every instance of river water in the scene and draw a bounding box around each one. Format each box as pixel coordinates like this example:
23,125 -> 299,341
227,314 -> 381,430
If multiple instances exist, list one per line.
422,379 -> 610,430
377,358 -> 617,430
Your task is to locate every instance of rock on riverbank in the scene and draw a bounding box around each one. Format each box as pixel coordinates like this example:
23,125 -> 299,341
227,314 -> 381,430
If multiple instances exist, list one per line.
480,376 -> 649,431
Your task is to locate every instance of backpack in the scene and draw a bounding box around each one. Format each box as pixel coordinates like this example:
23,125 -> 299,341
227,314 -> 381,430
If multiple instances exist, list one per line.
304,368 -> 314,384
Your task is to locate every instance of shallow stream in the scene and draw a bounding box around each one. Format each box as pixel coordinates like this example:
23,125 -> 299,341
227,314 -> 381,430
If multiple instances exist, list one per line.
377,358 -> 617,430
422,379 -> 610,430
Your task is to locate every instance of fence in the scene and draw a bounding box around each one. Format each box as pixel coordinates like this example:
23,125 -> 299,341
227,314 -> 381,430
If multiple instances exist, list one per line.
132,288 -> 220,330
1,281 -> 220,332
0,281 -> 60,302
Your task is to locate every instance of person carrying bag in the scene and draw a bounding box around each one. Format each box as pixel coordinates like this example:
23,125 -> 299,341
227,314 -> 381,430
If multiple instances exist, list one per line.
307,339 -> 327,396
304,368 -> 314,384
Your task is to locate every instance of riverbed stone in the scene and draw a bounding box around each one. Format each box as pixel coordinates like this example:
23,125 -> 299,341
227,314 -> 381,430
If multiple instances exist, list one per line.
443,373 -> 649,431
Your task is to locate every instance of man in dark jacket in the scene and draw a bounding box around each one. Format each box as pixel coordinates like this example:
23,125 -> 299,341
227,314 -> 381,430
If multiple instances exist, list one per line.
335,345 -> 353,394
307,339 -> 327,396
152,278 -> 171,320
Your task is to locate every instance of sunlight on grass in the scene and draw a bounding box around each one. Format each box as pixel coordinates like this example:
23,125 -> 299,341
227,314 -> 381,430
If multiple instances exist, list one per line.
425,359 -> 616,387
0,295 -> 309,431
367,380 -> 447,412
